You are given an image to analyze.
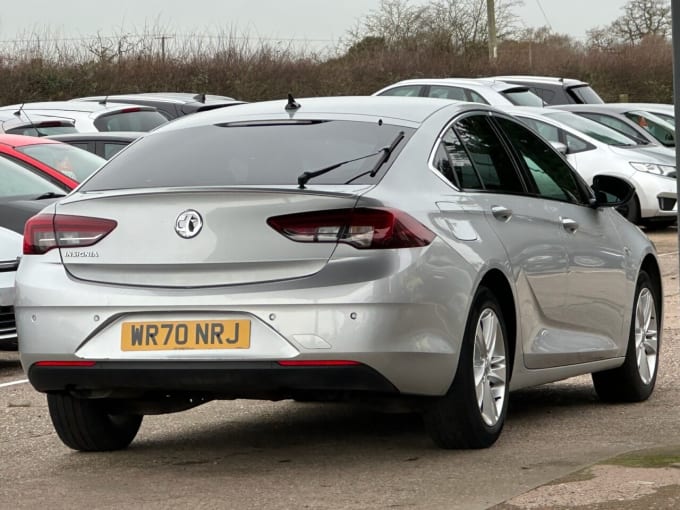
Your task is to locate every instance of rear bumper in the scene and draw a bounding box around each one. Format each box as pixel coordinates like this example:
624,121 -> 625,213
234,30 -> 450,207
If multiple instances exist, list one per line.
27,360 -> 399,398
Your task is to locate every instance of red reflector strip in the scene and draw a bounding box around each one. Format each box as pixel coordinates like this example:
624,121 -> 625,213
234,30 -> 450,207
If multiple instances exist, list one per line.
277,360 -> 360,367
34,361 -> 97,367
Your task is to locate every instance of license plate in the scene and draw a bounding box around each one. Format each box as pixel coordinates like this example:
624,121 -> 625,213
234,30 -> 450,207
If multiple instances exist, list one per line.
121,319 -> 251,351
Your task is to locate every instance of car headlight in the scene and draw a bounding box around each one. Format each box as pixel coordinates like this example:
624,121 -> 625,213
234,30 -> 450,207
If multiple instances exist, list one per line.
630,162 -> 676,177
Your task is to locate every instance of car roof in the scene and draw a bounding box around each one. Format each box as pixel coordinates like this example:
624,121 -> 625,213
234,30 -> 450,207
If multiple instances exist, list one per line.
0,101 -> 158,115
492,75 -> 590,87
614,103 -> 674,112
374,77 -> 528,93
72,93 -> 241,106
552,104 -> 638,114
0,133 -> 62,149
160,96 -> 479,132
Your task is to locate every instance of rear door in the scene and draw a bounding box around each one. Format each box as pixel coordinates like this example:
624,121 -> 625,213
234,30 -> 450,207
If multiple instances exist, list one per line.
442,113 -> 569,338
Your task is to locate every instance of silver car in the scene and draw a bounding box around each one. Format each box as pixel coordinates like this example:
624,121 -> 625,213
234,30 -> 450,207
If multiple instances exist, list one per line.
0,227 -> 21,350
16,97 -> 662,451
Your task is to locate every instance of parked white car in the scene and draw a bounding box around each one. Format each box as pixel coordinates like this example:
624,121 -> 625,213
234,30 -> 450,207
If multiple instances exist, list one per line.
504,107 -> 677,227
373,78 -> 545,107
0,227 -> 21,350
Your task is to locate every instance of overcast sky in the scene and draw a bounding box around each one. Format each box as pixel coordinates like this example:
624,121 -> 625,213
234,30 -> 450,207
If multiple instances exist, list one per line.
0,0 -> 631,48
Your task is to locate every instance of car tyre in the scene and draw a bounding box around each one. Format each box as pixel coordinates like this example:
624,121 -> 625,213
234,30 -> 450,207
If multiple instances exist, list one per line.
592,270 -> 660,402
47,393 -> 143,451
423,286 -> 509,449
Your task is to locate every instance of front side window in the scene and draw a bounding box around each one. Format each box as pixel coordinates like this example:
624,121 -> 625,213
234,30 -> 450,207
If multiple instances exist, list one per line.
519,117 -> 593,154
577,113 -> 648,144
452,115 -> 524,193
495,117 -> 588,204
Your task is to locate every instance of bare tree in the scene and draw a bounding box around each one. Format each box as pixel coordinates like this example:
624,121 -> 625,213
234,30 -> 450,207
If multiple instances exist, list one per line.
347,0 -> 523,54
588,0 -> 670,47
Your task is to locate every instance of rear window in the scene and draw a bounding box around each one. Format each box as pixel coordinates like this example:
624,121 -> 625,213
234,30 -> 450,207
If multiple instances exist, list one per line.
82,120 -> 414,191
502,88 -> 544,107
16,143 -> 106,182
93,110 -> 168,132
7,124 -> 78,136
567,85 -> 604,104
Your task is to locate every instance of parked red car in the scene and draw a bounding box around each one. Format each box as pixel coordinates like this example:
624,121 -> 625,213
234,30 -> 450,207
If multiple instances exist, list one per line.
0,134 -> 106,189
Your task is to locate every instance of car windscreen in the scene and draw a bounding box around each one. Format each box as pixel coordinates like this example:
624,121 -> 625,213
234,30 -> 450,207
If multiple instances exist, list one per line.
93,110 -> 168,132
567,85 -> 604,104
623,111 -> 675,147
16,143 -> 106,182
502,88 -> 545,107
0,155 -> 67,198
81,120 -> 414,191
543,111 -> 640,146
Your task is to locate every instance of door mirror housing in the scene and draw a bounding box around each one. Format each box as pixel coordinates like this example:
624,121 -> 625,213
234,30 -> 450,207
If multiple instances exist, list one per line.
589,175 -> 635,208
549,141 -> 568,155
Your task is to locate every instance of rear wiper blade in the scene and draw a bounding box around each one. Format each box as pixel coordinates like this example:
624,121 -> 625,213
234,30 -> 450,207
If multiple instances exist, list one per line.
346,131 -> 405,184
297,131 -> 405,189
297,149 -> 386,189
35,191 -> 66,200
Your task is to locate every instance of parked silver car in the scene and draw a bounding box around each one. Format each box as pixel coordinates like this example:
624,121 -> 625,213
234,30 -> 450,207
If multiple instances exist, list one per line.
504,107 -> 677,226
17,97 -> 661,451
0,102 -> 168,133
553,104 -> 675,150
0,227 -> 21,350
373,78 -> 545,106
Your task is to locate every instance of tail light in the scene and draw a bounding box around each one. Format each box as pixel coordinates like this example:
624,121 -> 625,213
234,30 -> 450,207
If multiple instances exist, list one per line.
267,208 -> 435,249
23,214 -> 117,255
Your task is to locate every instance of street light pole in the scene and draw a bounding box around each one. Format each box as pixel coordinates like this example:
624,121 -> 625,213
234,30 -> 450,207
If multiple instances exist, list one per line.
673,0 -> 680,264
487,0 -> 497,61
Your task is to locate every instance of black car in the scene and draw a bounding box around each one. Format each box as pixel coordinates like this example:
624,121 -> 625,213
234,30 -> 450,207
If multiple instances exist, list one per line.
490,76 -> 605,105
71,93 -> 245,120
48,131 -> 142,159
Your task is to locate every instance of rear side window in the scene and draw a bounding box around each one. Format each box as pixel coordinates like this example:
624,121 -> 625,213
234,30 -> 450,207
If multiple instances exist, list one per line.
0,155 -> 67,197
82,120 -> 414,191
433,129 -> 481,189
377,85 -> 423,97
93,110 -> 167,132
452,115 -> 524,193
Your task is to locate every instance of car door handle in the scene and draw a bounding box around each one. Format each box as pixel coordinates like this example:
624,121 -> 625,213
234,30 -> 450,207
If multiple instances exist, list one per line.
561,217 -> 579,234
491,206 -> 512,222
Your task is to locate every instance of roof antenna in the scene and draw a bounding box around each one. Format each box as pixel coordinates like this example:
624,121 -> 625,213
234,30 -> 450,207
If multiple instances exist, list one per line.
285,93 -> 300,111
13,104 -> 43,137
193,93 -> 206,103
98,95 -> 109,105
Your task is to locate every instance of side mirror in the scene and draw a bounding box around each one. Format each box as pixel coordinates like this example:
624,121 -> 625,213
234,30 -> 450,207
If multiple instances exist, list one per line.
549,141 -> 568,155
590,175 -> 635,208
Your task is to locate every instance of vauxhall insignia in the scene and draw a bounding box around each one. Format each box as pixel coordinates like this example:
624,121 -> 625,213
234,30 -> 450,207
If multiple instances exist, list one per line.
174,210 -> 203,239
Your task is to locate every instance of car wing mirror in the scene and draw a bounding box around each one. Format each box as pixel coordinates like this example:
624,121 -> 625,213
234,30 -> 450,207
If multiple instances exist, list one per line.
549,141 -> 568,155
589,175 -> 635,208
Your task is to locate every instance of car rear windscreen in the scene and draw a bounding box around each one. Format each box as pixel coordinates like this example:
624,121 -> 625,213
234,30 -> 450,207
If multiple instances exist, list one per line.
81,120 -> 414,191
93,110 -> 168,132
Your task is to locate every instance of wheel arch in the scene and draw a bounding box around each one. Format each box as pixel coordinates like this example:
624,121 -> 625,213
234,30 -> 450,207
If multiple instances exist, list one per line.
640,254 -> 663,319
478,269 -> 516,379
